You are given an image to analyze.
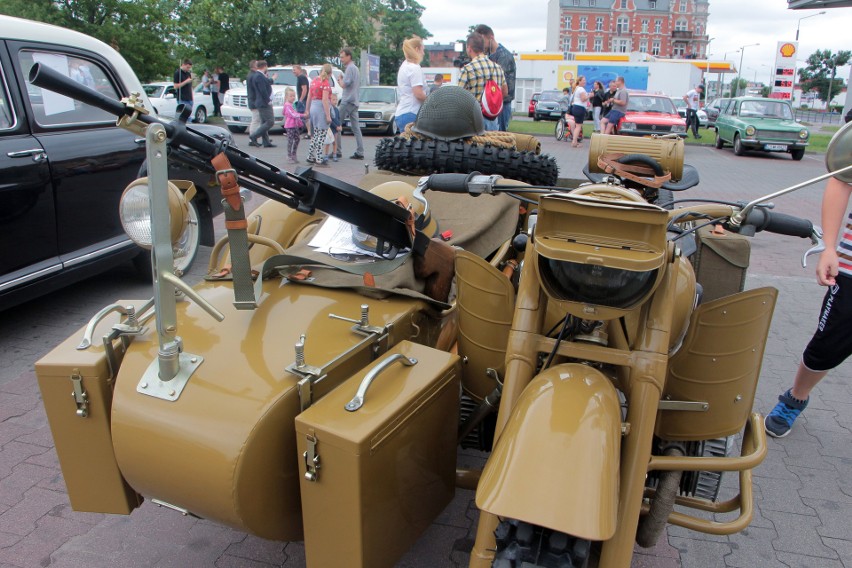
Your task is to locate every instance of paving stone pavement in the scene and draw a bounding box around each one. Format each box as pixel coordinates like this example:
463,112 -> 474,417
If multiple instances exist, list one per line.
1,126 -> 850,567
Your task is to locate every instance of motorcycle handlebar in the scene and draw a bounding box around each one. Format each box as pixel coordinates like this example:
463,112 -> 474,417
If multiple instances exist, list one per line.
739,208 -> 814,239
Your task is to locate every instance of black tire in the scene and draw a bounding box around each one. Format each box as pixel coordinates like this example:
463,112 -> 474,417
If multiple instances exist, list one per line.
386,119 -> 399,136
533,114 -> 541,122
194,106 -> 208,124
733,134 -> 745,156
555,118 -> 567,141
228,125 -> 247,133
714,130 -> 724,149
493,519 -> 591,568
791,148 -> 805,161
374,137 -> 560,186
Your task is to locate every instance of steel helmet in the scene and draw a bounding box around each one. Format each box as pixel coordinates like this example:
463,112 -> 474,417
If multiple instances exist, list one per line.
351,181 -> 439,252
412,86 -> 485,141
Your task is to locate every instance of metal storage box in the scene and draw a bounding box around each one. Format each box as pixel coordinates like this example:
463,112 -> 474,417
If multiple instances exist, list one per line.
34,301 -> 145,514
295,341 -> 460,568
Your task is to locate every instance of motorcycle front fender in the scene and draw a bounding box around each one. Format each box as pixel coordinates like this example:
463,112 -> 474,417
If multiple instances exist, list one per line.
476,363 -> 621,541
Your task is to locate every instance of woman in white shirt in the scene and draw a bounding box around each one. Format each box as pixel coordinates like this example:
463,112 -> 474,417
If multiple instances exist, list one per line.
395,36 -> 427,132
570,75 -> 589,147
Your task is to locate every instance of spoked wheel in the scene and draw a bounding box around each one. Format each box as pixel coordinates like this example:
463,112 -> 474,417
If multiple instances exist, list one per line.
555,117 -> 567,141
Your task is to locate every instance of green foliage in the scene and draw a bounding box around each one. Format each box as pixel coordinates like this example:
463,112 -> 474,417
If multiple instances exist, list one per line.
799,49 -> 851,103
730,77 -> 749,97
183,0 -> 379,79
0,0 -> 185,82
370,0 -> 431,84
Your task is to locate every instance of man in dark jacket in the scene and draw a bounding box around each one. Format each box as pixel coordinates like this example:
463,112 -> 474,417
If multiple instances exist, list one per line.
475,24 -> 516,132
248,60 -> 275,148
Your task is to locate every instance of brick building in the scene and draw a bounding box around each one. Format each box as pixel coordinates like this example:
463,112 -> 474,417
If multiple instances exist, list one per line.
546,0 -> 710,59
424,43 -> 460,67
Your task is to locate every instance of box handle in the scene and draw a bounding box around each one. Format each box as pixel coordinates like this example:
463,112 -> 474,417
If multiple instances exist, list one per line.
345,353 -> 418,411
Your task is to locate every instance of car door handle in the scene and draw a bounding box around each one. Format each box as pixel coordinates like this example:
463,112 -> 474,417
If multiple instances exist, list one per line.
6,148 -> 47,162
134,138 -> 146,145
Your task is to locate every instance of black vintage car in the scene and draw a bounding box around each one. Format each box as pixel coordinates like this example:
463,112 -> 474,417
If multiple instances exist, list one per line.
0,16 -> 231,310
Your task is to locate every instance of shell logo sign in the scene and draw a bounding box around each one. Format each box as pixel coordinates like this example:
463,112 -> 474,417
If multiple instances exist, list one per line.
779,43 -> 796,58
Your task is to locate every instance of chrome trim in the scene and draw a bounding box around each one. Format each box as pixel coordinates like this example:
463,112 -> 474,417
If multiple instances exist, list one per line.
0,264 -> 62,292
62,239 -> 137,268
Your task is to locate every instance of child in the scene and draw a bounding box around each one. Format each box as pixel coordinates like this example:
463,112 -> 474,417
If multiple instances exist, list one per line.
283,87 -> 303,164
324,93 -> 341,162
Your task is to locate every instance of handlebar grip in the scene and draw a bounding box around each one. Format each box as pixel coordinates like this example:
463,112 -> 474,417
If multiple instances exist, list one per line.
743,208 -> 813,238
29,63 -> 137,119
426,172 -> 479,194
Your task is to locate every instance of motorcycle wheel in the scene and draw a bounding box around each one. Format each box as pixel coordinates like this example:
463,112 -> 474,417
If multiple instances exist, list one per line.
374,137 -> 560,186
555,118 -> 566,141
492,519 -> 593,568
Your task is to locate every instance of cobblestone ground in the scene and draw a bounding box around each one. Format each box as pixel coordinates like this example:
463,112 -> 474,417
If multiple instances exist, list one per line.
1,127 -> 849,567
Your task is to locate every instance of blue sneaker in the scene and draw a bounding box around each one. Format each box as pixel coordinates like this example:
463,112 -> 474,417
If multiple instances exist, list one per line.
765,389 -> 808,438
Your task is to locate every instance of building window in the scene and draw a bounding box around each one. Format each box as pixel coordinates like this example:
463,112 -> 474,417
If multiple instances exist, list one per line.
596,17 -> 604,31
578,37 -> 587,52
654,19 -> 662,33
563,37 -> 572,52
565,16 -> 572,30
573,0 -> 579,5
696,23 -> 703,36
641,19 -> 649,33
639,40 -> 648,53
616,17 -> 629,34
650,0 -> 656,7
614,39 -> 629,53
590,0 -> 595,5
675,19 -> 688,31
579,16 -> 588,31
679,1 -> 687,12
674,44 -> 686,56
652,40 -> 661,55
594,37 -> 603,52
621,0 -> 628,8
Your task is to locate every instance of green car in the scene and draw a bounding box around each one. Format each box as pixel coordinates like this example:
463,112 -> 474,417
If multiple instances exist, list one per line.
713,97 -> 809,161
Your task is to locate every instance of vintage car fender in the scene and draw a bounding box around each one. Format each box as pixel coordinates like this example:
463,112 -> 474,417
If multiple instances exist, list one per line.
475,363 -> 621,541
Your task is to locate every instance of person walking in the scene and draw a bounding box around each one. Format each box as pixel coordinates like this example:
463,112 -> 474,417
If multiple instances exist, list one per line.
283,87 -> 303,164
173,58 -> 194,123
591,80 -> 605,132
293,65 -> 311,139
765,176 -> 852,437
216,66 -> 230,117
395,36 -> 427,132
569,75 -> 589,148
245,60 -> 259,136
474,24 -> 516,132
683,84 -> 703,139
458,32 -> 507,131
338,47 -> 364,160
305,63 -> 333,166
247,60 -> 275,148
210,67 -> 221,117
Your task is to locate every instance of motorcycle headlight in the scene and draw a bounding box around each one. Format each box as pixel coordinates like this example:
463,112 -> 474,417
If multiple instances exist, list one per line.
119,178 -> 189,249
799,129 -> 809,139
538,257 -> 659,310
620,122 -> 636,130
745,125 -> 756,136
672,124 -> 686,133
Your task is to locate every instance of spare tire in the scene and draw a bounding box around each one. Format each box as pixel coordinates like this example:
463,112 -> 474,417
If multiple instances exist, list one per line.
375,137 -> 559,186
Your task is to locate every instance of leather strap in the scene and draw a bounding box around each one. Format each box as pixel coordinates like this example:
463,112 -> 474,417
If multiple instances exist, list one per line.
597,153 -> 672,189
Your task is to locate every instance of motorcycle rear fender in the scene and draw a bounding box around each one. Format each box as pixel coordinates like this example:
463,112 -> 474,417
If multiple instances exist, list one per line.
475,363 -> 621,541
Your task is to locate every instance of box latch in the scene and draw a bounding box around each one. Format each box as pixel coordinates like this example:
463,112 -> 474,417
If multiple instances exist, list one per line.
70,369 -> 89,418
303,434 -> 321,482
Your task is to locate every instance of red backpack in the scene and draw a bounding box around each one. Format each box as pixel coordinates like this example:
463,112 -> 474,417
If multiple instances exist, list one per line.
481,78 -> 503,119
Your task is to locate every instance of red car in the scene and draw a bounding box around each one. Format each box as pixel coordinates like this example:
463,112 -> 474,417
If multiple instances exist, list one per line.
612,93 -> 687,137
528,93 -> 540,117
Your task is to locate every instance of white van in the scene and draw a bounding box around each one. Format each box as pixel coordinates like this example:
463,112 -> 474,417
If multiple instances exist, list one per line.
221,65 -> 343,133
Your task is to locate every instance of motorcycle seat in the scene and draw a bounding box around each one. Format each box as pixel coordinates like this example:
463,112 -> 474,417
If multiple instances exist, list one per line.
582,163 -> 699,191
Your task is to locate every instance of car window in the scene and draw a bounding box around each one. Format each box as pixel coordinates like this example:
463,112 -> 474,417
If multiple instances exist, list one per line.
0,62 -> 15,130
627,96 -> 676,114
271,69 -> 298,86
740,100 -> 793,120
539,91 -> 561,102
18,50 -> 120,127
143,85 -> 164,98
359,88 -> 395,103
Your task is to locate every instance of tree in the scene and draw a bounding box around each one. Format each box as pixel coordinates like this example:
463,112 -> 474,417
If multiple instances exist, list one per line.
0,0 -> 185,82
729,77 -> 748,97
799,49 -> 851,105
370,0 -> 431,85
183,0 -> 379,78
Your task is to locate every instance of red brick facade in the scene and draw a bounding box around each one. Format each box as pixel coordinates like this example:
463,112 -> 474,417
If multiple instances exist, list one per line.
554,0 -> 710,58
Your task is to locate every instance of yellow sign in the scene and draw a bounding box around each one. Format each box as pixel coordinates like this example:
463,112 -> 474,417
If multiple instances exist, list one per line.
557,65 -> 578,90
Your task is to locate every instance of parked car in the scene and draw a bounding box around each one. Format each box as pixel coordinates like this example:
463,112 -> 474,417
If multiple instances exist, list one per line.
704,97 -> 731,127
713,97 -> 809,161
672,98 -> 708,127
528,92 -> 540,117
612,93 -> 687,137
341,85 -> 398,135
533,90 -> 566,121
143,82 -> 215,123
0,15 -> 231,310
221,66 -> 343,133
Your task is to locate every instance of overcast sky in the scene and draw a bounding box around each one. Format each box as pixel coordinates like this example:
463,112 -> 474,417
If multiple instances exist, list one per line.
418,0 -> 852,83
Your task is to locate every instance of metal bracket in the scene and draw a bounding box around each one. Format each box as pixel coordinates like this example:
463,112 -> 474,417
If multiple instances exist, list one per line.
303,434 -> 321,482
70,370 -> 88,418
658,400 -> 710,412
136,352 -> 203,401
329,304 -> 386,336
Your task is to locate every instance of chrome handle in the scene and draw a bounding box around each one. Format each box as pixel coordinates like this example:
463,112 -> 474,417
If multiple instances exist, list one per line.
345,353 -> 417,411
7,148 -> 46,162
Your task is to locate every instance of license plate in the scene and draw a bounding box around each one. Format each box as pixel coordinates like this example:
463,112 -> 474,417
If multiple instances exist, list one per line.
765,144 -> 787,151
238,116 -> 251,123
359,122 -> 367,128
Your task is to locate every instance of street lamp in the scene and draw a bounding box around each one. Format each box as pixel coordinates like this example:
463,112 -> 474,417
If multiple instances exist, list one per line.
735,43 -> 759,97
796,11 -> 826,41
